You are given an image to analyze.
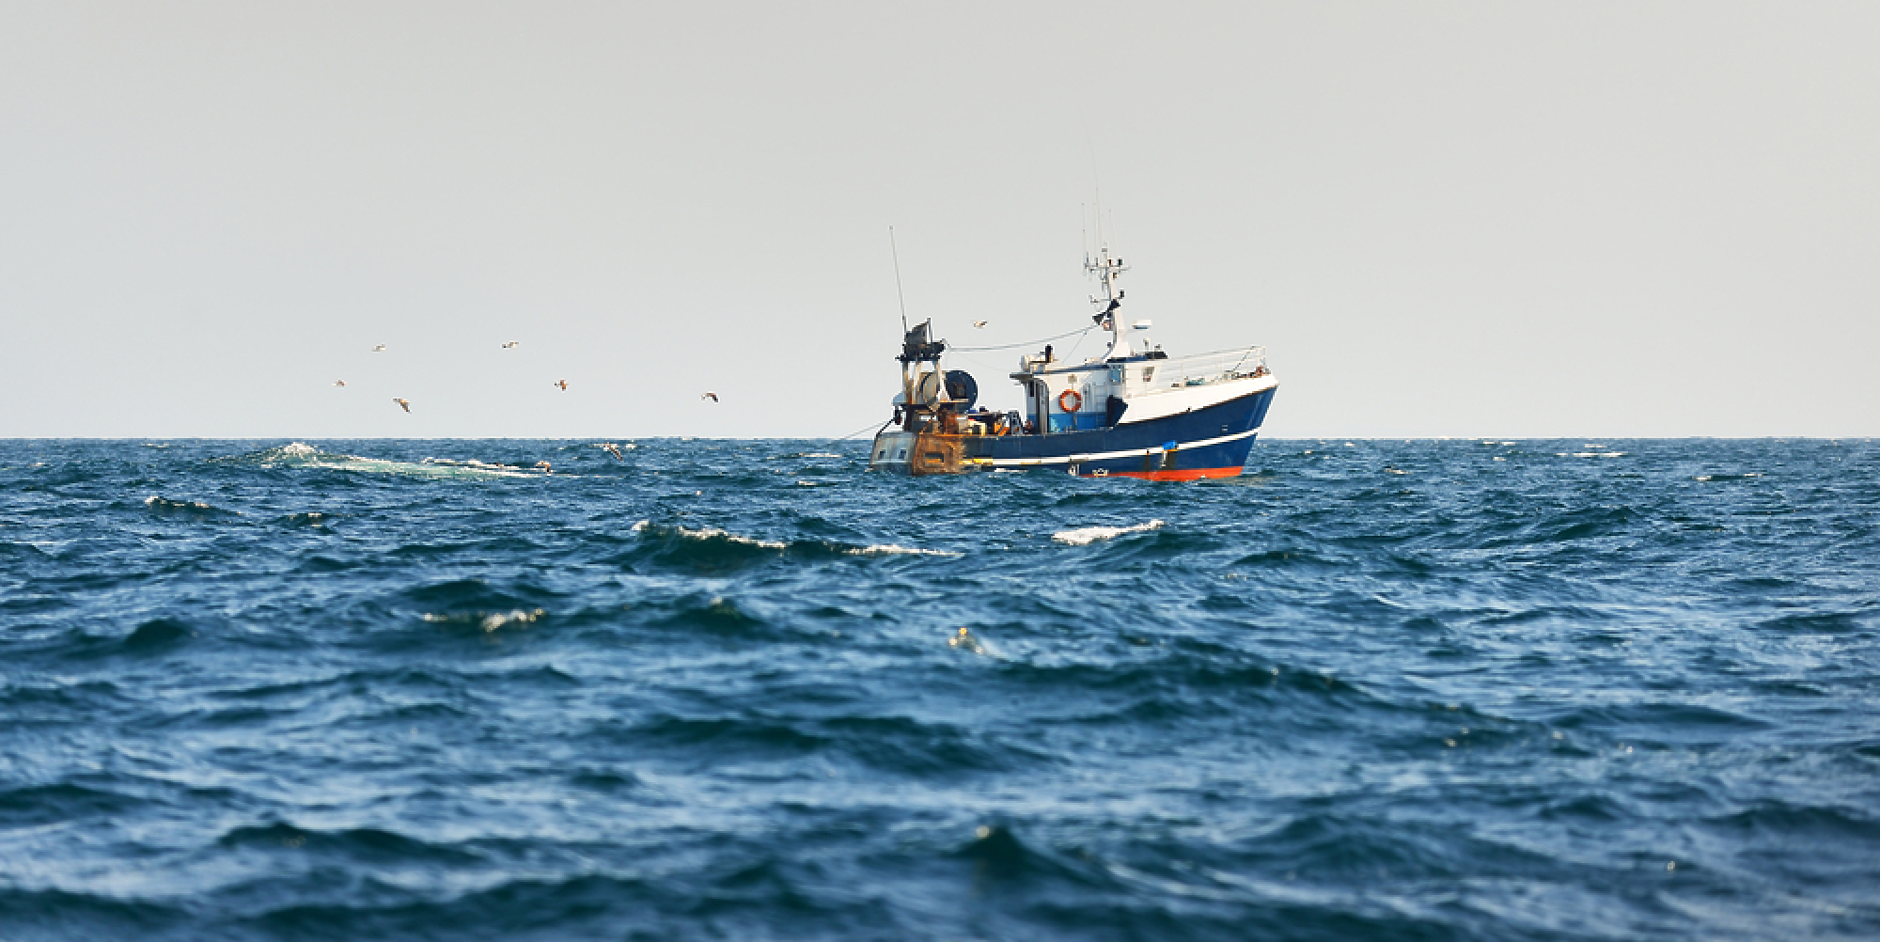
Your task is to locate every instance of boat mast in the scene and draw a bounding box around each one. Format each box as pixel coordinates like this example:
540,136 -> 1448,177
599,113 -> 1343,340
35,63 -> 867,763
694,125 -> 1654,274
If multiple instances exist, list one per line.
889,228 -> 952,426
1085,238 -> 1129,359
890,226 -> 909,335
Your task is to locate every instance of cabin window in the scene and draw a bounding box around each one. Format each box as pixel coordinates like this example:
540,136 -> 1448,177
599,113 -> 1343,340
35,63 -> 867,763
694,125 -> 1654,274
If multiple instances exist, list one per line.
923,452 -> 944,462
896,449 -> 906,459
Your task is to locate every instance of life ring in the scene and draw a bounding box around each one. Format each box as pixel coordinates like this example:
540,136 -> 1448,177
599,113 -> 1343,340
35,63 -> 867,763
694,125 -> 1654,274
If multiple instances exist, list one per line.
1057,389 -> 1083,413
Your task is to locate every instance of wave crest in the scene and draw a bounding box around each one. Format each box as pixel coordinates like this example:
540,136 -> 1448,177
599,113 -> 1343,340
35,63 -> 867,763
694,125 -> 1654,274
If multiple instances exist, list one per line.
1052,519 -> 1165,545
215,443 -> 550,479
145,495 -> 240,517
422,608 -> 547,633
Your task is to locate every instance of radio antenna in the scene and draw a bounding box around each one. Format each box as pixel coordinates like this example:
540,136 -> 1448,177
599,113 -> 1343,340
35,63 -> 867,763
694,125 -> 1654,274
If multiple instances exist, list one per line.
889,226 -> 909,333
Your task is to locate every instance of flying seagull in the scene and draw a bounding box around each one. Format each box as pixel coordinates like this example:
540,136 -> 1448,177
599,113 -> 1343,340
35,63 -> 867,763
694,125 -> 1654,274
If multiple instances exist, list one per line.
701,391 -> 719,402
372,344 -> 387,352
502,341 -> 519,349
333,380 -> 346,387
972,320 -> 987,328
554,380 -> 569,391
602,443 -> 625,461
533,461 -> 552,474
392,398 -> 410,413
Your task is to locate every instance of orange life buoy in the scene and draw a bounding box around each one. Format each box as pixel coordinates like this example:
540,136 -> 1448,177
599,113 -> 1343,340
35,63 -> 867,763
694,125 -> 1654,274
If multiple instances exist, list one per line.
1057,388 -> 1083,413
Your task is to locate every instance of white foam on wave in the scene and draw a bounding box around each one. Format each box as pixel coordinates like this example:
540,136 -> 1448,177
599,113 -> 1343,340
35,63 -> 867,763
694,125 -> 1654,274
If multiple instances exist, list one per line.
1052,519 -> 1165,546
144,495 -> 242,517
631,519 -> 952,556
685,526 -> 787,549
336,455 -> 540,478
418,457 -> 547,477
849,544 -> 962,557
1561,452 -> 1627,458
634,520 -> 787,549
237,442 -> 549,479
145,495 -> 223,511
422,608 -> 545,633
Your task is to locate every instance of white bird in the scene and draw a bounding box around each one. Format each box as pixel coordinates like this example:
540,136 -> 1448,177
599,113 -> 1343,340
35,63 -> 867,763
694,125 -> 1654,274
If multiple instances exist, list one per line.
333,380 -> 347,387
972,320 -> 987,329
701,391 -> 719,402
372,344 -> 387,352
502,341 -> 519,349
392,398 -> 410,413
554,380 -> 569,391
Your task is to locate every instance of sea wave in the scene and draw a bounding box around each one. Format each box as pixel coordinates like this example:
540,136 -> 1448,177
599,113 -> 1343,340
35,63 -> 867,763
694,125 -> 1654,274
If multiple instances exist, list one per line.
5,438 -> 1879,942
850,544 -> 961,557
624,520 -> 959,566
1052,519 -> 1165,545
144,495 -> 240,517
633,520 -> 787,550
421,608 -> 547,633
215,442 -> 549,479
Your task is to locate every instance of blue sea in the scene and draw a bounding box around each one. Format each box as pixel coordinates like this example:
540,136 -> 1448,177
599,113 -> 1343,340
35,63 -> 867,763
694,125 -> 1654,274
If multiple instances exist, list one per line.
3,438 -> 1877,941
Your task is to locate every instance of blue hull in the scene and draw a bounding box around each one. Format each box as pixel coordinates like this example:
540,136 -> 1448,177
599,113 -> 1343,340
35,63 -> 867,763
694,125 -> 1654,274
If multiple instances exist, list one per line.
982,385 -> 1276,478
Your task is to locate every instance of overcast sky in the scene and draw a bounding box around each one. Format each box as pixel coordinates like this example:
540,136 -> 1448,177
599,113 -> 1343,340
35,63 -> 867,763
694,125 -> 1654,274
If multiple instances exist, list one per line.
3,1 -> 1874,439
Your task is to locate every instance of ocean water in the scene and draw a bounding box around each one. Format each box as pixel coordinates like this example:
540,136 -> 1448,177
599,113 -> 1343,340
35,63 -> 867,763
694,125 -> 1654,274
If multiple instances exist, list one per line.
2,437 -> 1877,941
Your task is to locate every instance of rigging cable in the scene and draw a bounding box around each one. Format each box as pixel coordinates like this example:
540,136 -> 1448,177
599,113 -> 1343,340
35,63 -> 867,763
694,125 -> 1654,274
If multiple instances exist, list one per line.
814,419 -> 894,454
949,324 -> 1095,353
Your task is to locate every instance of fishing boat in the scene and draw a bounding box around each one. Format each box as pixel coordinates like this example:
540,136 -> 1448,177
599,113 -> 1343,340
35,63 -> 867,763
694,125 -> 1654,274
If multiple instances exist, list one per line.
868,243 -> 1277,479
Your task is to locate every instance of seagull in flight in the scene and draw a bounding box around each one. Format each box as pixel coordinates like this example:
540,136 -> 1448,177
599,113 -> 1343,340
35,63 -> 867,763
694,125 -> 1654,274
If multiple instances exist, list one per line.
333,380 -> 346,387
502,341 -> 519,349
533,461 -> 552,474
372,344 -> 387,352
392,398 -> 410,413
601,443 -> 625,461
701,391 -> 719,402
554,380 -> 569,391
972,320 -> 987,329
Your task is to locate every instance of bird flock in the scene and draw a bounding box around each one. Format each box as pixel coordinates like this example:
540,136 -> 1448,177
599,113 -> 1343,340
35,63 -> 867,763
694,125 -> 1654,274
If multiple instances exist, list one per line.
330,340 -> 723,415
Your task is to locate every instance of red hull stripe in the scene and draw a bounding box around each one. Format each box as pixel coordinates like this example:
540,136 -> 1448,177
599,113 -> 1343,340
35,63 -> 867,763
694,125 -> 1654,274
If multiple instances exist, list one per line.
1098,467 -> 1243,482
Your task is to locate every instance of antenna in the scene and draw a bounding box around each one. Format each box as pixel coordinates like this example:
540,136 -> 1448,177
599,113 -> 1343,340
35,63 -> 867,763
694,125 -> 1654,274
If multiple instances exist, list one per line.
1084,121 -> 1104,249
889,226 -> 909,333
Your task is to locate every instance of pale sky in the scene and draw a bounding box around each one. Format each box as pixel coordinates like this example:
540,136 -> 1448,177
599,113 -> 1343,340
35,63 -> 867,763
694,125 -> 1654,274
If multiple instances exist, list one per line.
3,1 -> 1875,439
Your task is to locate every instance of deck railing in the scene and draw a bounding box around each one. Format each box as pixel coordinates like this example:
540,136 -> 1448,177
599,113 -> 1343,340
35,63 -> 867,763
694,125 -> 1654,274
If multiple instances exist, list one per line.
1122,346 -> 1267,396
